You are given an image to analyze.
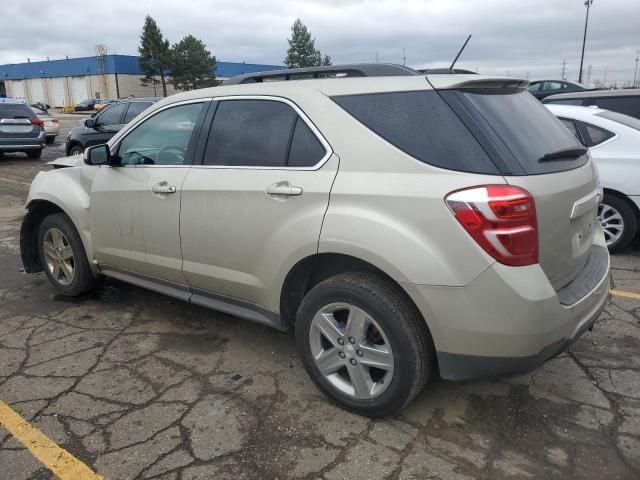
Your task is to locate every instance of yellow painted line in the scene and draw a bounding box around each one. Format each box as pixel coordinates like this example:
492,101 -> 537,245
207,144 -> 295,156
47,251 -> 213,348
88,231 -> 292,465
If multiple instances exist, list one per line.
610,289 -> 640,300
0,176 -> 30,187
0,400 -> 102,480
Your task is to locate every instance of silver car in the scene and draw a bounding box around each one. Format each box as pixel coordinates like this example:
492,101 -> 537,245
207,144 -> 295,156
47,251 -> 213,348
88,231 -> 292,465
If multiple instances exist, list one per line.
31,106 -> 60,144
20,64 -> 610,416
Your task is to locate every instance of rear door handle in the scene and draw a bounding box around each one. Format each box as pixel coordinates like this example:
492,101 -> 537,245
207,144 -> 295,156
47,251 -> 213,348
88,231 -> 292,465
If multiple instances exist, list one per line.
266,182 -> 303,197
151,182 -> 177,194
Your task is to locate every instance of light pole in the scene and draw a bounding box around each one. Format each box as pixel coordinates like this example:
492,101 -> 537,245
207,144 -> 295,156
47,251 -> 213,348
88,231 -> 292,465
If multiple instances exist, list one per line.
578,0 -> 593,84
634,51 -> 639,88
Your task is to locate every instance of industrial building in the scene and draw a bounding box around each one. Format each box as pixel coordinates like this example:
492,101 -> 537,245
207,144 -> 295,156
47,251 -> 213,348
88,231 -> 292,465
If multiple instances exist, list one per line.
0,54 -> 282,107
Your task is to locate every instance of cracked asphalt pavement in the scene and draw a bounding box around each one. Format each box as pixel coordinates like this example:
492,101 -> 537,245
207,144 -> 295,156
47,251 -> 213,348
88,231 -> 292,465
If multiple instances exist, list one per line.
0,115 -> 639,479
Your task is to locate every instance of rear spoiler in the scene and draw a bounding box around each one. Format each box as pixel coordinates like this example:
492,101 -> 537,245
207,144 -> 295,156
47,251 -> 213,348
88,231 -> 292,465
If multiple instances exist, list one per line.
426,75 -> 529,90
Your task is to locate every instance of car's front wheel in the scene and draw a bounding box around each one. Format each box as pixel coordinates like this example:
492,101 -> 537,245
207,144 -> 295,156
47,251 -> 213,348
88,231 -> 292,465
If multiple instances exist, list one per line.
296,272 -> 434,417
68,144 -> 84,156
38,213 -> 100,296
598,193 -> 638,253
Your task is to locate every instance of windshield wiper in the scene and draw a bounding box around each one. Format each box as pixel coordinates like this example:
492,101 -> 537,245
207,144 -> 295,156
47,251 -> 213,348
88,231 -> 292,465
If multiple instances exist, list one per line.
539,146 -> 588,162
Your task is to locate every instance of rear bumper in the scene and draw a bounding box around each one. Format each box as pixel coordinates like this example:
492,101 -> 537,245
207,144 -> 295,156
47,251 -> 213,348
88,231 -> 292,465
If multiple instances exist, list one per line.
403,236 -> 610,381
0,135 -> 46,151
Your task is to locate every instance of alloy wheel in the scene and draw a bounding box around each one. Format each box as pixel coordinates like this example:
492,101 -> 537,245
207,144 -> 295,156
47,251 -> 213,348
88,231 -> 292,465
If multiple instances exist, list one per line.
598,203 -> 624,247
309,303 -> 394,400
43,228 -> 75,286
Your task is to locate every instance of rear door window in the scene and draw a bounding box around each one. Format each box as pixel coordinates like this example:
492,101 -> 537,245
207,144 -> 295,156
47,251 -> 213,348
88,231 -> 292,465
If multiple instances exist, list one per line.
332,91 -> 498,174
124,102 -> 153,123
593,96 -> 640,119
96,103 -> 126,128
204,100 -> 295,167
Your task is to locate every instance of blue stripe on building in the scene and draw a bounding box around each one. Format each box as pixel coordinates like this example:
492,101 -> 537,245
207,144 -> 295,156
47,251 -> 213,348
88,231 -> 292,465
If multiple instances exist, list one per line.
0,54 -> 283,80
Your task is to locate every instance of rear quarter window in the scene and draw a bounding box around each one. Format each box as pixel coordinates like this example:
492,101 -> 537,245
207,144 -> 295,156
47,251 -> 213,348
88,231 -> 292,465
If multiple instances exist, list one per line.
332,91 -> 499,174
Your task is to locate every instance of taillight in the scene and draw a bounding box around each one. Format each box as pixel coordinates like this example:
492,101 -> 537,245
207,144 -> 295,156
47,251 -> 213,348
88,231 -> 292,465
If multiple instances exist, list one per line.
30,118 -> 44,129
51,118 -> 59,124
445,185 -> 538,266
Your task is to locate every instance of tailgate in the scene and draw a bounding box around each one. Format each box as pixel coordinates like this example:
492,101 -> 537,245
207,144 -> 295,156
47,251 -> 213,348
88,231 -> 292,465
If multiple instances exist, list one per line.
507,161 -> 600,290
0,118 -> 39,138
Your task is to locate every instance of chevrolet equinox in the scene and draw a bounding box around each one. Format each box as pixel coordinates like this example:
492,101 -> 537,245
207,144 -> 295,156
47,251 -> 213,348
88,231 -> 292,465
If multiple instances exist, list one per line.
20,64 -> 610,416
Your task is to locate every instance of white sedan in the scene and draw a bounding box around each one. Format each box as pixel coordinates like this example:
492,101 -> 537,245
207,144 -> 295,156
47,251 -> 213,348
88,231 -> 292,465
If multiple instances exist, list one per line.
31,107 -> 60,144
546,104 -> 640,252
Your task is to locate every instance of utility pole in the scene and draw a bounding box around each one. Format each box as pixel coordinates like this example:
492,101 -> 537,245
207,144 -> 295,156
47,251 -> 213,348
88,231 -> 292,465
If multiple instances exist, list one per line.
634,51 -> 639,88
402,48 -> 406,66
603,66 -> 607,87
561,59 -> 567,80
579,0 -> 594,83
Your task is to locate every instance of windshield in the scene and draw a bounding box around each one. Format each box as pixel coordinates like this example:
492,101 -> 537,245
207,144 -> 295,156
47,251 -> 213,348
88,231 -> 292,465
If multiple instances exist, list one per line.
596,110 -> 640,132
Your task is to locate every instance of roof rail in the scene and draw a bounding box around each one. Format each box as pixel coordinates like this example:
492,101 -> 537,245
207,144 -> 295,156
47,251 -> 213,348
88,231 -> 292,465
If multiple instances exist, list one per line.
223,63 -> 420,85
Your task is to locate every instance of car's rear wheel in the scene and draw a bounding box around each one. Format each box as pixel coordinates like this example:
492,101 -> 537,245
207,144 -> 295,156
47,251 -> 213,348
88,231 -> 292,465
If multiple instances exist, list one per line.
296,272 -> 434,417
26,149 -> 42,159
38,213 -> 100,296
46,136 -> 55,144
69,145 -> 84,156
598,193 -> 637,253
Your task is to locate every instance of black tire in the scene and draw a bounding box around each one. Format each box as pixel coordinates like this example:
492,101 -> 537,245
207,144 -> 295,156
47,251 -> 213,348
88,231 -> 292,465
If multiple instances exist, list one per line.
37,213 -> 100,296
26,149 -> 42,159
68,144 -> 84,156
600,193 -> 638,253
46,136 -> 55,144
296,272 -> 434,417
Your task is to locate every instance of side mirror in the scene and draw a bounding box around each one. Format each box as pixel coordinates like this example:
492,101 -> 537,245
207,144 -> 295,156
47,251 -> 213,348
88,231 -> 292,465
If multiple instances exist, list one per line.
85,118 -> 95,128
84,144 -> 110,166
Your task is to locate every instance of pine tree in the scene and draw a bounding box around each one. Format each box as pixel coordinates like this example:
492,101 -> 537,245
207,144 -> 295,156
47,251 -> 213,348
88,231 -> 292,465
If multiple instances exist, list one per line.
322,55 -> 332,66
170,35 -> 217,91
284,19 -> 328,68
138,15 -> 171,97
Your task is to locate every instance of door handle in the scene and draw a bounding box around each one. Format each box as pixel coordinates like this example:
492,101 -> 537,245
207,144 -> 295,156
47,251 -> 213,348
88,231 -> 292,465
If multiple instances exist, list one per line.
266,182 -> 303,197
151,182 -> 177,194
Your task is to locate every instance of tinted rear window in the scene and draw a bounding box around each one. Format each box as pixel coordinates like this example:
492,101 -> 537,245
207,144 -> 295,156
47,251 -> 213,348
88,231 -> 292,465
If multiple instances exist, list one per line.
332,91 -> 498,174
456,89 -> 588,174
0,104 -> 35,120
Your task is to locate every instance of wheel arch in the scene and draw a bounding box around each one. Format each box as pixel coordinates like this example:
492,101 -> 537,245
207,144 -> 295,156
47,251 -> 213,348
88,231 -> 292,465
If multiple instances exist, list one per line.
21,200 -> 66,273
279,253 -> 435,347
602,187 -> 640,219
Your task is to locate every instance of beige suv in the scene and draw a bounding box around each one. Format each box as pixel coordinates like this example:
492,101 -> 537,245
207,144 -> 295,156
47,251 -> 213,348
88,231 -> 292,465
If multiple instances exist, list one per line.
20,65 -> 610,416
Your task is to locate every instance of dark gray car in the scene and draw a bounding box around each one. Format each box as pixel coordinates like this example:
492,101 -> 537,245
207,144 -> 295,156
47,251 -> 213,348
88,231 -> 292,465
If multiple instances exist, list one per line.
0,102 -> 46,159
65,98 -> 159,156
543,88 -> 640,119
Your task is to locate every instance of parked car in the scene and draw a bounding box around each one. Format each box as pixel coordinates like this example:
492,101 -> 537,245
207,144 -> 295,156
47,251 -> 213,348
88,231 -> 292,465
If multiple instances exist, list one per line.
65,98 -> 159,155
543,88 -> 640,119
31,107 -> 59,144
546,104 -> 640,252
93,99 -> 118,111
0,101 -> 46,158
74,98 -> 100,111
527,80 -> 592,100
22,65 -> 609,416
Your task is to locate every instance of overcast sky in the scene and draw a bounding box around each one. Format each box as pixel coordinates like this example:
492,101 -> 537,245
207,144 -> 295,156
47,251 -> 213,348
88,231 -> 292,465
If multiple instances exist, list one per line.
2,0 -> 639,85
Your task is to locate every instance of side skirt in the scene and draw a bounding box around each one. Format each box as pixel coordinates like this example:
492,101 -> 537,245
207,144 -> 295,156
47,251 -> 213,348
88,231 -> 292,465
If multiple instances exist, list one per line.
99,265 -> 286,331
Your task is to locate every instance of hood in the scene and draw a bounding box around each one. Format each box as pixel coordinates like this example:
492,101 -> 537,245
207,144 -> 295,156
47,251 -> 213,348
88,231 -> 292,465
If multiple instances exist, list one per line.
48,155 -> 84,169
